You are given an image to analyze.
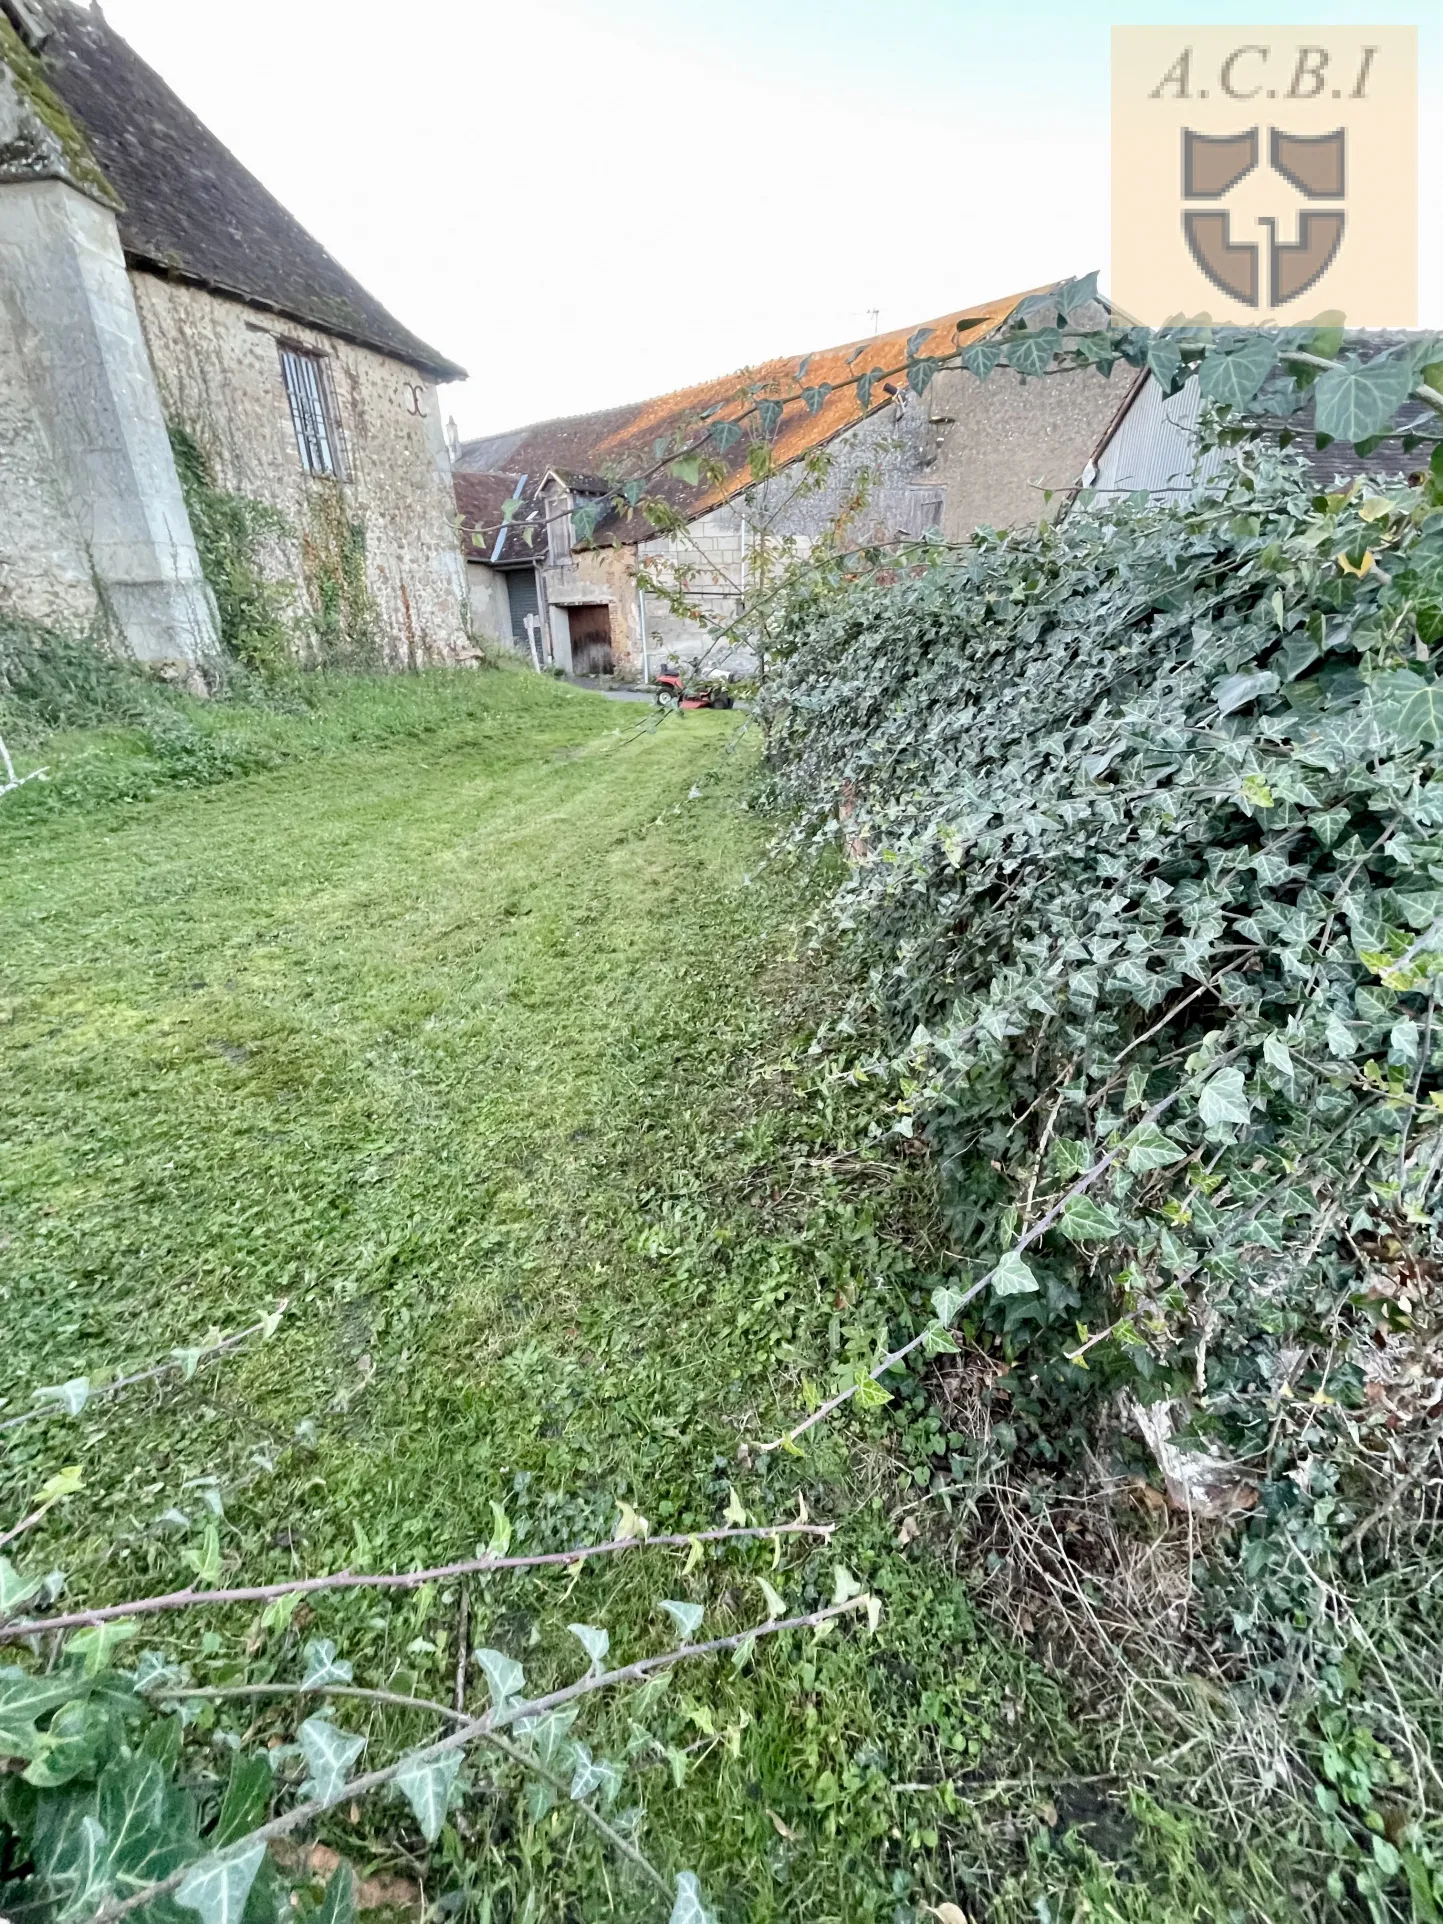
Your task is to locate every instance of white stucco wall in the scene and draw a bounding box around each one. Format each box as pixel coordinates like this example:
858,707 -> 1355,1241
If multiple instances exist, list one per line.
466,559 -> 516,650
130,275 -> 469,667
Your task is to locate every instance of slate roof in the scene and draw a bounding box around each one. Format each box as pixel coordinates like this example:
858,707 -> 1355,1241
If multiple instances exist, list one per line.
35,0 -> 464,382
455,290 -> 1031,545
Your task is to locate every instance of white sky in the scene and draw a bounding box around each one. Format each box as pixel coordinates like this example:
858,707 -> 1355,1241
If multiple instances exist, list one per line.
94,0 -> 1441,440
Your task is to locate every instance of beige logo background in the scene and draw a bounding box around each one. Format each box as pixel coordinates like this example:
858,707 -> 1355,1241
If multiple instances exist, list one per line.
1112,26 -> 1417,327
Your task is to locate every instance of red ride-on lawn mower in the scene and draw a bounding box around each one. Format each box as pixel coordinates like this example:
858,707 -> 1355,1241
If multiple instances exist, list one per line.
654,667 -> 735,711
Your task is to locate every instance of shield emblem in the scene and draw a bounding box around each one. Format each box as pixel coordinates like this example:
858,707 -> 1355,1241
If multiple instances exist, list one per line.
1181,125 -> 1347,311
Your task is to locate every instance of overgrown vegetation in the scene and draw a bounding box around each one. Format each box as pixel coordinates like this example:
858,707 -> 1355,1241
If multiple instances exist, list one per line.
169,426 -> 296,680
761,443 -> 1443,1917
302,486 -> 382,670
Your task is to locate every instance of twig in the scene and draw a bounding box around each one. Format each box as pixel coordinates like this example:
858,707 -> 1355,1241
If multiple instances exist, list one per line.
95,1597 -> 870,1924
0,1307 -> 288,1436
151,1680 -> 671,1902
453,1587 -> 470,1715
0,1502 -> 59,1551
0,1522 -> 834,1642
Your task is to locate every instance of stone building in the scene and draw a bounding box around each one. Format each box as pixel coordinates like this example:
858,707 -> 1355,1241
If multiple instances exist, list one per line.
0,0 -> 469,675
454,288 -> 1132,680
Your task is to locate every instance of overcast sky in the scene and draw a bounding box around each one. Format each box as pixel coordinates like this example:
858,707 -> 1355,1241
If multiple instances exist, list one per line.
96,0 -> 1440,440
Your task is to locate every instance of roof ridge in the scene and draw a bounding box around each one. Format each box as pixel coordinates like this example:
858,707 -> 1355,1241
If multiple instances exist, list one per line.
461,291 -> 1037,450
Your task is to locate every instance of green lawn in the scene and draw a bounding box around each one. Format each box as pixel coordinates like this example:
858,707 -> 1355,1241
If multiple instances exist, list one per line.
0,669 -> 1295,1923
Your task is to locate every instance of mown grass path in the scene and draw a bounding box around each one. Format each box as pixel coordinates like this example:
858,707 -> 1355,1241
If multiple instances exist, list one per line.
2,672 -> 1047,1922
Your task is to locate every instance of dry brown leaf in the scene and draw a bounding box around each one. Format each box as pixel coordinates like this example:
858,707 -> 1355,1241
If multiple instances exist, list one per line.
767,1808 -> 801,1841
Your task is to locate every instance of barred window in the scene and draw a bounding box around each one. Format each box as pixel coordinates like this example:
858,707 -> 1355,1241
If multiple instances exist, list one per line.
279,345 -> 346,478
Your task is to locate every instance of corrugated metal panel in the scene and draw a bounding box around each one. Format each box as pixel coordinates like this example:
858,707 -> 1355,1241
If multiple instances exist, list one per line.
1090,376 -> 1225,502
506,569 -> 540,646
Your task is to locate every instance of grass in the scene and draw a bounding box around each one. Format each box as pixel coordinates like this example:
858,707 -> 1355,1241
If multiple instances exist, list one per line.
0,667 -> 1313,1923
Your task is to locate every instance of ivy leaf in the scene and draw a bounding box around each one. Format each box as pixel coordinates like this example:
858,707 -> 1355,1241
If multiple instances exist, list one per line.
907,358 -> 939,397
1054,271 -> 1099,319
1146,337 -> 1183,390
316,1864 -> 356,1924
613,1499 -> 650,1542
669,455 -> 702,486
931,1285 -> 966,1327
302,1640 -> 353,1689
298,1717 -> 365,1801
831,1564 -> 864,1605
990,1251 -> 1039,1296
394,1749 -> 460,1843
66,1619 -> 138,1677
756,1578 -> 786,1621
1006,328 -> 1061,377
0,1559 -> 42,1620
568,1624 -> 609,1676
34,1378 -> 90,1417
1370,670 -> 1443,746
37,1465 -> 85,1506
657,1599 -> 703,1645
670,1871 -> 715,1924
1325,1013 -> 1358,1059
0,1666 -> 86,1762
486,1499 -> 512,1559
214,1754 -> 273,1848
1198,336 -> 1278,408
1198,1066 -> 1251,1128
175,1841 -> 266,1924
709,418 -> 742,452
906,326 -> 934,359
182,1524 -> 221,1588
43,1812 -> 112,1916
568,1741 -> 622,1804
802,383 -> 833,415
1125,1123 -> 1186,1173
513,1707 -> 578,1769
729,1632 -> 757,1674
1314,356 -> 1414,443
962,342 -> 1005,381
722,1485 -> 748,1526
1059,1196 -> 1122,1243
757,399 -> 783,440
472,1648 -> 524,1707
1214,669 -> 1279,715
1263,1034 -> 1296,1079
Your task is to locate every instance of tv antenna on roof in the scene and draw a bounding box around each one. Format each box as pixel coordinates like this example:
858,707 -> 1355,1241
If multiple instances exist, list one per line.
867,307 -> 880,336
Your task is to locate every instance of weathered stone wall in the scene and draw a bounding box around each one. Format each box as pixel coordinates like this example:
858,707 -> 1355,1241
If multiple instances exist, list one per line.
131,274 -> 469,666
0,179 -> 216,662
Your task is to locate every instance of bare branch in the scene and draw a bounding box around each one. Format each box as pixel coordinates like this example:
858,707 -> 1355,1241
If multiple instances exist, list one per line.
0,1522 -> 834,1643
151,1680 -> 671,1901
0,1306 -> 288,1437
93,1595 -> 870,1924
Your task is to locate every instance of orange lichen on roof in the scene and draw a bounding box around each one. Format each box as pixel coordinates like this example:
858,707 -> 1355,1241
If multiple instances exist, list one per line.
456,289 -> 1033,541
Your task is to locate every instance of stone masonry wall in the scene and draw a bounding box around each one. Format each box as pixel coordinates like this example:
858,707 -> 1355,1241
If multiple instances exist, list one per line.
131,274 -> 469,667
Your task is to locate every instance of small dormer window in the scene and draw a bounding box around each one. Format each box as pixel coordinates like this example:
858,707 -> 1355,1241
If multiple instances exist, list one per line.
279,344 -> 347,478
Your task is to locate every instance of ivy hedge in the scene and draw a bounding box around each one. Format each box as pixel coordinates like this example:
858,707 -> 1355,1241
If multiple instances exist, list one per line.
763,446 -> 1443,1899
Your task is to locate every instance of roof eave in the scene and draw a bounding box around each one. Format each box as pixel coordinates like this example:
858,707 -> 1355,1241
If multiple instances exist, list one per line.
126,257 -> 467,386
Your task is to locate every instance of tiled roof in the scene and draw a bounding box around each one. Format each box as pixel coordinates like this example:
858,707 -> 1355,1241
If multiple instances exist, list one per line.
454,471 -> 548,567
34,0 -> 464,382
455,290 -> 1031,543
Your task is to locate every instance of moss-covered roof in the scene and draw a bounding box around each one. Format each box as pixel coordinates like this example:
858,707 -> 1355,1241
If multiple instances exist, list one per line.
33,1 -> 464,382
0,10 -> 117,204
